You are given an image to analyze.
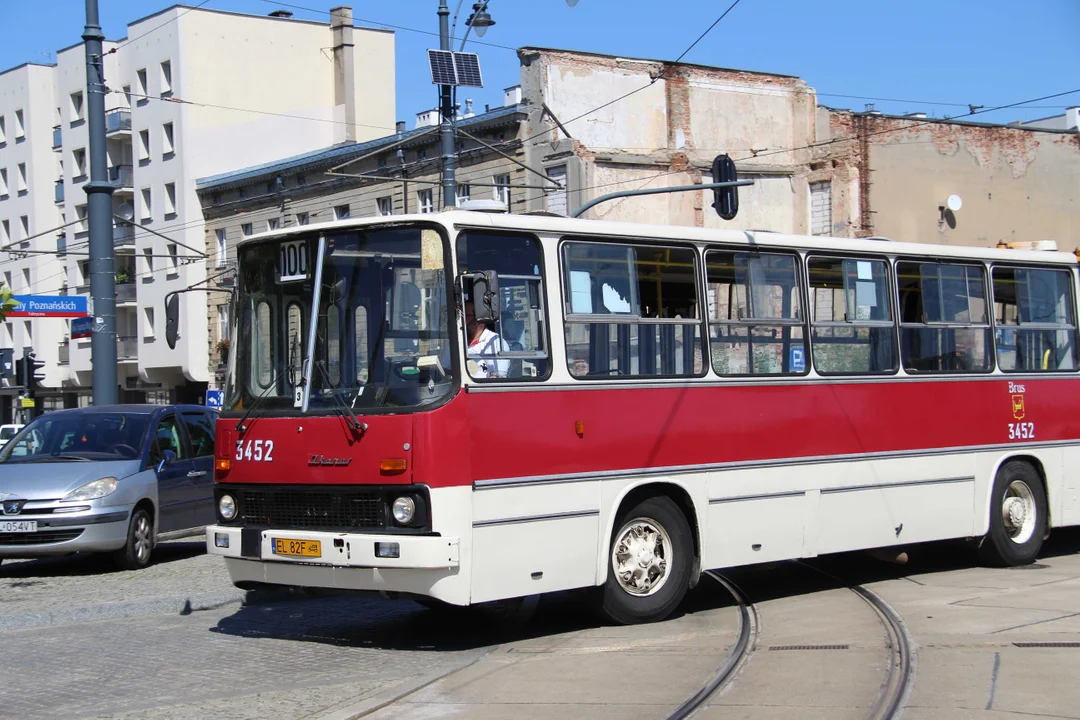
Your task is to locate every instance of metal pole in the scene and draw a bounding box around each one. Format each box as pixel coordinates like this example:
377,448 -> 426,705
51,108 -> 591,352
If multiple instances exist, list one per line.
571,180 -> 756,218
438,1 -> 457,209
83,0 -> 118,405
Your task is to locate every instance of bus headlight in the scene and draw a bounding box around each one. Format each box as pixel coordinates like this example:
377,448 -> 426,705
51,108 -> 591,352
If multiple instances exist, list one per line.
218,494 -> 237,521
392,496 -> 416,525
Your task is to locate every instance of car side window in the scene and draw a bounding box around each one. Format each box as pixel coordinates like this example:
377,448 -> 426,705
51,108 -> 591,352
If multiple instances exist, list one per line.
181,412 -> 215,457
149,415 -> 186,467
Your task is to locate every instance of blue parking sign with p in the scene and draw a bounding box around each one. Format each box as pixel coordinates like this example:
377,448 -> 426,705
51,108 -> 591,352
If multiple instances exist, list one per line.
790,347 -> 806,373
205,390 -> 224,408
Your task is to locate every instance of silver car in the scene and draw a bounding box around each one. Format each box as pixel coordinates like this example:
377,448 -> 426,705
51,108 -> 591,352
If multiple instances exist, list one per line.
0,405 -> 217,570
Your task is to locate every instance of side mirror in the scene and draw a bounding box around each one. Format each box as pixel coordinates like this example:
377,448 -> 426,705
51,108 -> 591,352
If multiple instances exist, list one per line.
165,293 -> 180,349
156,448 -> 177,473
464,271 -> 500,323
711,154 -> 739,221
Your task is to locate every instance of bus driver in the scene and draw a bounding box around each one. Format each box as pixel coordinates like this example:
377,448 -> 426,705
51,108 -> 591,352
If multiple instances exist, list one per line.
465,301 -> 509,379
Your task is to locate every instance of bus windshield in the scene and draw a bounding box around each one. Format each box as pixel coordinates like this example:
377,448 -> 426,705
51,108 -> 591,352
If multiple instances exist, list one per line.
227,224 -> 455,414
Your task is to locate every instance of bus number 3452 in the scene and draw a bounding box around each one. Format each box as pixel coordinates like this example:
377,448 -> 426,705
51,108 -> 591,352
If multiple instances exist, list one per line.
236,439 -> 275,461
1008,423 -> 1035,440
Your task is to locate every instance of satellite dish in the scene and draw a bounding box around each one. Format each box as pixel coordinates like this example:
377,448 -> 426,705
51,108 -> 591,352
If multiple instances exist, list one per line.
116,203 -> 135,222
946,194 -> 962,212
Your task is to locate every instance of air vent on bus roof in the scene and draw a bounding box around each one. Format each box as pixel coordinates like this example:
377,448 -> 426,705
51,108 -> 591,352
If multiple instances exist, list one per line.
458,199 -> 507,213
996,240 -> 1059,251
864,235 -> 893,242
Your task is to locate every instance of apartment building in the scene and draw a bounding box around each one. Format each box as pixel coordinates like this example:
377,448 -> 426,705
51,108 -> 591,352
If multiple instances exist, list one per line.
0,4 -> 394,413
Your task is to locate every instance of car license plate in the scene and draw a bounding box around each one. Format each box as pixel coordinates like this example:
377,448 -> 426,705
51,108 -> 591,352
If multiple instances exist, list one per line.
0,520 -> 37,533
272,538 -> 321,557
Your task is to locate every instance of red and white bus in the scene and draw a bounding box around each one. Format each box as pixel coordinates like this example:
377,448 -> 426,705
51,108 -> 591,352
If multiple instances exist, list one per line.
206,210 -> 1080,624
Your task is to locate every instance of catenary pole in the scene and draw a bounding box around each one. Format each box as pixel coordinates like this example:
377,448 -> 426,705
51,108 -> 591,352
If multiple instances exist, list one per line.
83,0 -> 118,405
437,1 -> 457,209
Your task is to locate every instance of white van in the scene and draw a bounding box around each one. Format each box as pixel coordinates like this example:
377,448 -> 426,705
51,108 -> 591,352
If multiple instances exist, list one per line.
0,424 -> 24,448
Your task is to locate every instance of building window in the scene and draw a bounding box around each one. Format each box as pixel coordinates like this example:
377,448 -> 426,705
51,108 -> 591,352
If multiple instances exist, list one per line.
21,268 -> 30,290
238,187 -> 247,200
296,174 -> 306,186
0,220 -> 8,244
0,168 -> 8,197
334,204 -> 350,220
544,166 -> 567,216
19,216 -> 29,241
142,247 -> 154,274
456,184 -> 471,204
136,68 -> 148,99
144,307 -> 155,338
17,163 -> 27,194
138,129 -> 150,162
417,149 -> 427,160
162,122 -> 174,156
160,60 -> 172,96
167,243 -> 178,275
241,223 -> 253,237
73,148 -> 87,179
810,181 -> 832,236
493,173 -> 510,206
75,205 -> 88,233
376,196 -> 393,216
140,188 -> 152,220
70,91 -> 84,123
122,85 -> 132,108
163,182 -> 177,217
215,229 -> 227,267
218,304 -> 229,341
0,116 -> 5,144
417,189 -> 433,214
267,217 -> 280,231
296,212 -> 310,226
14,109 -> 24,139
23,320 -> 32,343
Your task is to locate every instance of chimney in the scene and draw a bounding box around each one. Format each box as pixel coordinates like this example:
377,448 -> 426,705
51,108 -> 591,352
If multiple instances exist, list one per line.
396,121 -> 406,134
504,85 -> 522,107
331,6 -> 356,143
464,99 -> 475,118
1068,106 -> 1080,132
416,109 -> 439,128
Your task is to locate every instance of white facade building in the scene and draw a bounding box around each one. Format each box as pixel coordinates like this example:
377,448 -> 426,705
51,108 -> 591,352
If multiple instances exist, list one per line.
0,4 -> 394,415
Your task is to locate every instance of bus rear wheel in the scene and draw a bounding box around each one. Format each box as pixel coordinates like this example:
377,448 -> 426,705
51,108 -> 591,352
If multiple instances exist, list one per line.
598,495 -> 693,625
979,461 -> 1047,567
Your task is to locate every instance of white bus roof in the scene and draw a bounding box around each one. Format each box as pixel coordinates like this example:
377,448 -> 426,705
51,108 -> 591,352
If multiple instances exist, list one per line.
235,210 -> 1079,267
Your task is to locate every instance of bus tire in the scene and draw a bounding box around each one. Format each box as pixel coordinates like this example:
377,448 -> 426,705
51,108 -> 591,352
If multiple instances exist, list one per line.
598,495 -> 693,625
979,461 -> 1047,567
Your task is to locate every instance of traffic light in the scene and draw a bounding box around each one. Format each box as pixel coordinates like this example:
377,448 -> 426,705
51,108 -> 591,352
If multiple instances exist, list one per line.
26,350 -> 45,393
710,154 -> 739,221
14,356 -> 25,387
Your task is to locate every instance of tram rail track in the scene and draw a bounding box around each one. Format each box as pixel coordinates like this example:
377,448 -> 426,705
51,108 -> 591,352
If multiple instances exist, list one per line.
669,562 -> 916,720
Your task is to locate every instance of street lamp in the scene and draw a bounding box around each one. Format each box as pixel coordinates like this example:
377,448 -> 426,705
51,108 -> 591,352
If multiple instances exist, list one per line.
465,3 -> 495,37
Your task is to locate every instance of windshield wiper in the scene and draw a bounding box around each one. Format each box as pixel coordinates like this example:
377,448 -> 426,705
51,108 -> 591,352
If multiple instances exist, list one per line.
312,361 -> 367,433
236,367 -> 288,433
24,454 -> 92,463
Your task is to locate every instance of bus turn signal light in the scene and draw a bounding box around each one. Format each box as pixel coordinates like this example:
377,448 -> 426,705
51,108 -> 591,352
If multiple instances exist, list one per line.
215,458 -> 232,478
575,420 -> 584,437
380,458 -> 407,474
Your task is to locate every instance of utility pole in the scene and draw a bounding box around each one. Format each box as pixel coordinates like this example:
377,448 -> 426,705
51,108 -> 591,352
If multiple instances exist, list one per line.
83,0 -> 118,405
437,1 -> 457,209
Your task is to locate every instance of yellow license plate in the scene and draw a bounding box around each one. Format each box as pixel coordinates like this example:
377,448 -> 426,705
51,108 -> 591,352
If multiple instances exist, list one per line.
272,538 -> 321,557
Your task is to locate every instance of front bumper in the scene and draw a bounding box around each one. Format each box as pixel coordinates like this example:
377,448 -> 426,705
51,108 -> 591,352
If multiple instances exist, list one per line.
205,525 -> 459,569
0,510 -> 130,557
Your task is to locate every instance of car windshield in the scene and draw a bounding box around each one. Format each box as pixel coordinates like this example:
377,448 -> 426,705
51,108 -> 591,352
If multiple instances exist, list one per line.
0,413 -> 150,463
0,426 -> 17,440
228,224 -> 455,413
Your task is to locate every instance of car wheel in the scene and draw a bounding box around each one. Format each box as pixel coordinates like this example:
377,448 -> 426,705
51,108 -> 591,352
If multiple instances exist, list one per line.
113,507 -> 155,570
597,495 -> 694,625
979,461 -> 1047,567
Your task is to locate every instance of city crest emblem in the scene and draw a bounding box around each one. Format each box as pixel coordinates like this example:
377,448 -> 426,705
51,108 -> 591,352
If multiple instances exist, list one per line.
1011,394 -> 1025,420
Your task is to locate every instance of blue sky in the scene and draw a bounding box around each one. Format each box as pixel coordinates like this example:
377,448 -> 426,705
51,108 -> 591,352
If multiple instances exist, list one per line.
2,0 -> 1077,132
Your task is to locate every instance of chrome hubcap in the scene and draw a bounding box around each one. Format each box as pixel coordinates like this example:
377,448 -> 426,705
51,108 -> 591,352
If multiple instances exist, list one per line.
1002,481 -> 1036,544
133,514 -> 152,563
612,518 -> 672,597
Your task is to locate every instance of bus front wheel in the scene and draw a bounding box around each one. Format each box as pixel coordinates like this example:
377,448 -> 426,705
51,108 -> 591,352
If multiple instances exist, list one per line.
979,461 -> 1047,567
598,495 -> 693,625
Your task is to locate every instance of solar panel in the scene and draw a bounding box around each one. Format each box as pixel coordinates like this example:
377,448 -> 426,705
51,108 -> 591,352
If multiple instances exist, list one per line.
428,49 -> 457,86
427,49 -> 484,88
453,52 -> 483,88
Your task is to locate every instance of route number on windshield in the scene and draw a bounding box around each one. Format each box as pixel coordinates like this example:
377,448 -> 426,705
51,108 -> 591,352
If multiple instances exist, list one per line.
279,240 -> 309,282
236,439 -> 274,462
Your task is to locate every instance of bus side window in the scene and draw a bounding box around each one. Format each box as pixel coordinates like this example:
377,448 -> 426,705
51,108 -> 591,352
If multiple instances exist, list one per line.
457,231 -> 549,381
705,249 -> 807,376
807,256 -> 897,375
992,266 -> 1078,372
897,261 -> 992,373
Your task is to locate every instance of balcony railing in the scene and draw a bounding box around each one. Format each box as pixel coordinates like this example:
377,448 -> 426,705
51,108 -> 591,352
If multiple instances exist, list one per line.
52,125 -> 62,149
58,343 -> 69,365
116,282 -> 137,304
114,223 -> 135,248
118,336 -> 138,360
54,181 -> 64,203
105,109 -> 132,135
109,164 -> 133,188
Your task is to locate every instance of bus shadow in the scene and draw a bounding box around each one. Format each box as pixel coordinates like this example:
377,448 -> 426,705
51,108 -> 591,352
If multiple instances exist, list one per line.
210,590 -> 605,651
